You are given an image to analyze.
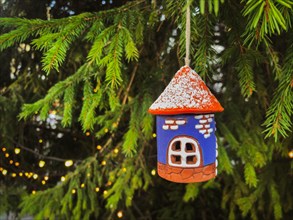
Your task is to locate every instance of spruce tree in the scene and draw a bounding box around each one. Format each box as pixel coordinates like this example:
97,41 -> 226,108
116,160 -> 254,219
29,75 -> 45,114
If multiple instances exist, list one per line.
0,0 -> 292,219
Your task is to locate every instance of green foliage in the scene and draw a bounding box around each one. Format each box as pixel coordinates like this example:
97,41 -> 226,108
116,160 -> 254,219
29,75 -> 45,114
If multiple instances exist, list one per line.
242,0 -> 293,45
263,45 -> 293,140
199,0 -> 225,15
20,157 -> 102,219
0,0 -> 292,219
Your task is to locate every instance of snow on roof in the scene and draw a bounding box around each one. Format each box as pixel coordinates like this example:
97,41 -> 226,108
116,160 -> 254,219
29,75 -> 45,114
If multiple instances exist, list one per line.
148,66 -> 224,115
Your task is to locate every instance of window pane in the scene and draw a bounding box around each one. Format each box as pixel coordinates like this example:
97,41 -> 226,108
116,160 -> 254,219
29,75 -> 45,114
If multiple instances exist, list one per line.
185,143 -> 195,152
171,155 -> 181,164
186,155 -> 196,164
172,141 -> 181,151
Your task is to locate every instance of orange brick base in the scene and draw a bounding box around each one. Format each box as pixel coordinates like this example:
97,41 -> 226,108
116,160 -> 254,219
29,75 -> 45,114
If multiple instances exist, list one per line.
157,162 -> 216,183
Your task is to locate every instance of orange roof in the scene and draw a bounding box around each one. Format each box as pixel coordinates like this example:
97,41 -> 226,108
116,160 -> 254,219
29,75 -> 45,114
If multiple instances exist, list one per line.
148,66 -> 224,115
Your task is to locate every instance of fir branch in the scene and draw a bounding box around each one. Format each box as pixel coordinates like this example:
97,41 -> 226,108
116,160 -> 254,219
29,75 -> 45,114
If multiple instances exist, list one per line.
263,47 -> 293,140
19,64 -> 86,120
242,0 -> 293,45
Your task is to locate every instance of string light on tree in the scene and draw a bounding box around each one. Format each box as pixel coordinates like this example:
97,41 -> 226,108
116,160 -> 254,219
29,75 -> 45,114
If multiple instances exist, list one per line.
44,176 -> 49,181
14,148 -> 21,154
39,160 -> 45,168
289,149 -> 293,158
5,153 -> 9,158
2,169 -> 7,175
65,160 -> 73,167
33,174 -> 38,179
117,211 -> 123,218
96,145 -> 102,150
2,147 -> 6,152
71,189 -> 76,194
15,162 -> 20,167
95,187 -> 100,192
80,183 -> 85,188
151,169 -> 156,176
61,176 -> 66,182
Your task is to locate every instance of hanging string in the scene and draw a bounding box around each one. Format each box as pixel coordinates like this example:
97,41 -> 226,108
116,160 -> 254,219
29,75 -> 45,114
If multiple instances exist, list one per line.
185,0 -> 191,66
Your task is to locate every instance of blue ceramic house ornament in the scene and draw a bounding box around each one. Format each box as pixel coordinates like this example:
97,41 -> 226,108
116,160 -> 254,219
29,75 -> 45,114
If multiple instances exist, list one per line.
149,66 -> 224,183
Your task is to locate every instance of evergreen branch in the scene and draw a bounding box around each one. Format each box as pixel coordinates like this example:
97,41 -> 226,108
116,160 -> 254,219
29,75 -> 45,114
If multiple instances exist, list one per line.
242,0 -> 293,44
79,80 -> 104,131
20,157 -> 100,219
19,65 -> 86,120
61,85 -> 75,127
263,45 -> 293,140
236,53 -> 256,98
42,21 -> 88,73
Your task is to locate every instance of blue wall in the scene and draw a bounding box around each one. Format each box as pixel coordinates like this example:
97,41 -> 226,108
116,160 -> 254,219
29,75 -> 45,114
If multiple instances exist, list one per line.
156,114 -> 216,166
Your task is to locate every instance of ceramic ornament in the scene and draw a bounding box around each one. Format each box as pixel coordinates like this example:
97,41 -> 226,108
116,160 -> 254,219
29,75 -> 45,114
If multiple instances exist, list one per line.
148,66 -> 224,183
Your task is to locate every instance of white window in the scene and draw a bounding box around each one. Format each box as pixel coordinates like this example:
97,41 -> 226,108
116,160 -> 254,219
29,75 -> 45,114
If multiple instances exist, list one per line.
168,136 -> 201,167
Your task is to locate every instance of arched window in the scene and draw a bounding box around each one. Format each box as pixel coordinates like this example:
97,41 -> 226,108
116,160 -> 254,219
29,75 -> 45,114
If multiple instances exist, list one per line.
168,136 -> 202,167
